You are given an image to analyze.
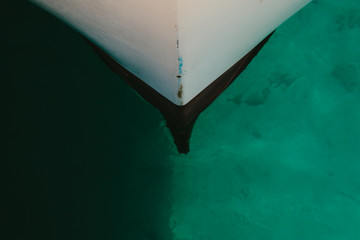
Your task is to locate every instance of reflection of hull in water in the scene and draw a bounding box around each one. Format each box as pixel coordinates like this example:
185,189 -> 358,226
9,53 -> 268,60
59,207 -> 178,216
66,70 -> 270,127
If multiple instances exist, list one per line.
31,0 -> 311,153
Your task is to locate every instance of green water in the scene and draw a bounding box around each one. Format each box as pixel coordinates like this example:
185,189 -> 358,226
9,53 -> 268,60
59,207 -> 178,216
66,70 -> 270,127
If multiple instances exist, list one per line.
170,1 -> 360,239
4,0 -> 360,239
4,1 -> 173,239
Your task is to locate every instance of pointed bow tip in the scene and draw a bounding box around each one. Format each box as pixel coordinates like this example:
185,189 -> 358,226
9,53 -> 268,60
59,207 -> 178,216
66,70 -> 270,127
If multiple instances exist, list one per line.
166,116 -> 197,154
175,141 -> 190,154
171,128 -> 191,154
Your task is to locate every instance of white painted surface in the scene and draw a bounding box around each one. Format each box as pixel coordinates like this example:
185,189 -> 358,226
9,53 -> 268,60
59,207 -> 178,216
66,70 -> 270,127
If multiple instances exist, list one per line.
31,0 -> 180,104
31,0 -> 311,105
177,0 -> 311,104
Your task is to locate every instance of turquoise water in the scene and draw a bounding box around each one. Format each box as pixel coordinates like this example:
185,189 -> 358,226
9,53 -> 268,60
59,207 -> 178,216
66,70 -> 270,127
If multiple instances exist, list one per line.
170,1 -> 360,239
4,0 -> 360,239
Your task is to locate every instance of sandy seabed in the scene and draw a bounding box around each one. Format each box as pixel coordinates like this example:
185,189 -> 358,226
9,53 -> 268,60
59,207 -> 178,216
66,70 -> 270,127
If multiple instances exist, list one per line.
170,0 -> 360,239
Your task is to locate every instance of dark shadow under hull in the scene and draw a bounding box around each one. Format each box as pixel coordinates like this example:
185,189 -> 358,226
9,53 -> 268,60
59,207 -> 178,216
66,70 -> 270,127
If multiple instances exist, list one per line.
85,32 -> 274,153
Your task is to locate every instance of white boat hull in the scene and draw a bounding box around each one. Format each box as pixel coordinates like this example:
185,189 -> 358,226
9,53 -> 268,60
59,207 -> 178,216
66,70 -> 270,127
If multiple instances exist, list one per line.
30,0 -> 312,152
31,0 -> 311,105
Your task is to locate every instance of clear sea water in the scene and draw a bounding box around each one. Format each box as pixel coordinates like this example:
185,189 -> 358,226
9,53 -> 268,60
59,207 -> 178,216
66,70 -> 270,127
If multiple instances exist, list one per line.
3,0 -> 360,239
